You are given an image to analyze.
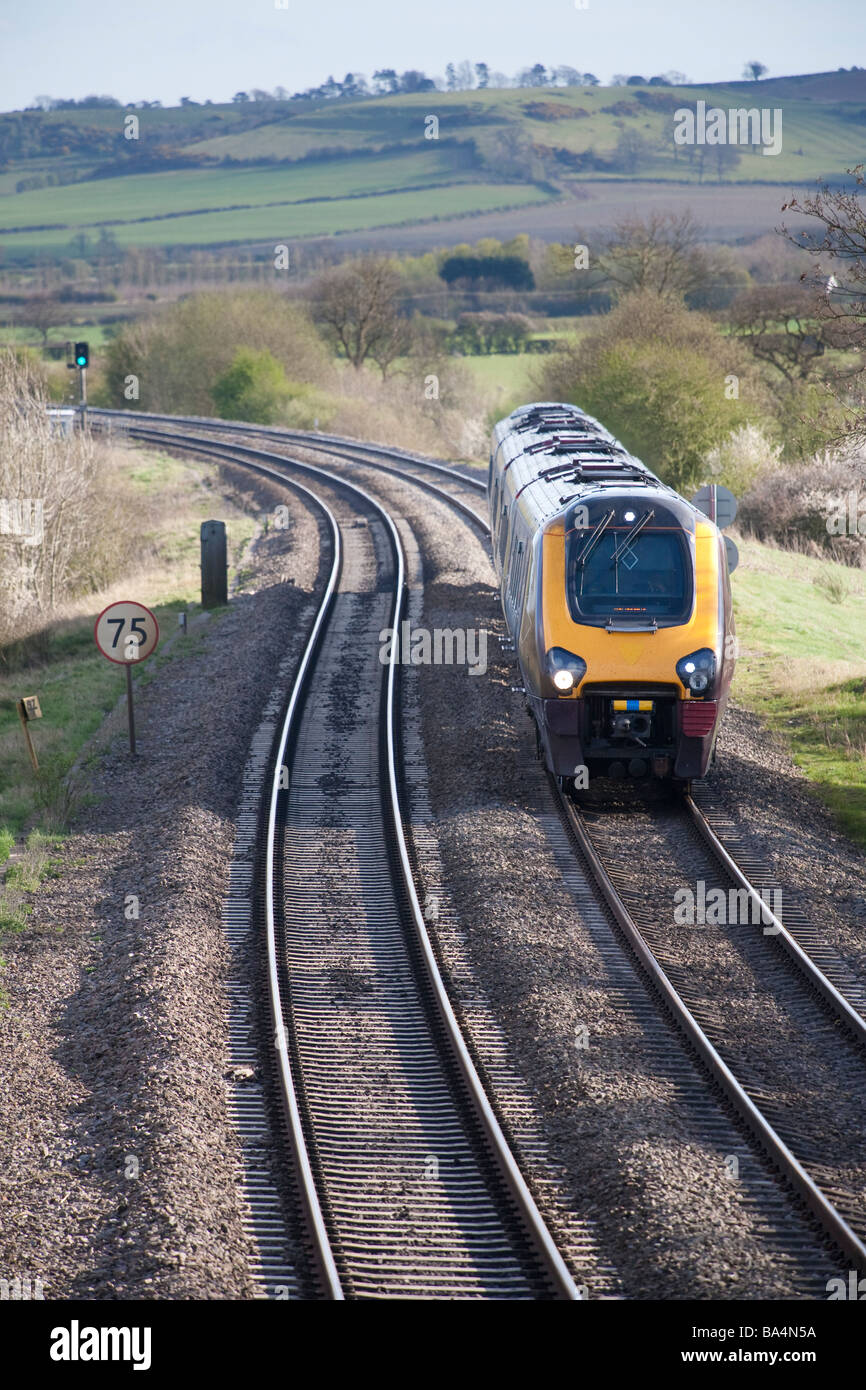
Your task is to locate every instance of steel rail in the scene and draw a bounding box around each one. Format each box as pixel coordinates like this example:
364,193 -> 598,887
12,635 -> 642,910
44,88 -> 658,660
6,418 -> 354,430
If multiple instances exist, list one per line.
684,792 -> 866,1047
111,417 -> 580,1300
90,405 -> 487,493
96,422 -> 348,1297
560,790 -> 866,1271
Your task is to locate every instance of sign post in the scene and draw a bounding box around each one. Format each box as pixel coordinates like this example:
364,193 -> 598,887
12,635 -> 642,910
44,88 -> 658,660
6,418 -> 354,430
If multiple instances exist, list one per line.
16,695 -> 42,772
691,483 -> 740,573
94,601 -> 160,756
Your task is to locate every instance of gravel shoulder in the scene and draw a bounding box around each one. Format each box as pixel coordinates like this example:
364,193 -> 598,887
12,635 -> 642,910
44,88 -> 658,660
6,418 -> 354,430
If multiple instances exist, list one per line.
0,459 -> 323,1300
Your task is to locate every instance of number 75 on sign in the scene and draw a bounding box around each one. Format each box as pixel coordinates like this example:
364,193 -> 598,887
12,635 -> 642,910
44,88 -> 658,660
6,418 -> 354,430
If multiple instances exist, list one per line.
94,601 -> 159,664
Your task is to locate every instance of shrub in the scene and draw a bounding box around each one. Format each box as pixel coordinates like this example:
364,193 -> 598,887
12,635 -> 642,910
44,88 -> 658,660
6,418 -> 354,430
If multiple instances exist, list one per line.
102,290 -> 332,415
0,352 -> 139,655
737,448 -> 866,565
703,423 -> 783,496
212,348 -> 291,424
535,291 -> 766,493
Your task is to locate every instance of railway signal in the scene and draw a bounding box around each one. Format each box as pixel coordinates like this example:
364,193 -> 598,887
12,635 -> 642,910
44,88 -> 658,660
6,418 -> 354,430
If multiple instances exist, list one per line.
94,600 -> 160,756
67,340 -> 90,410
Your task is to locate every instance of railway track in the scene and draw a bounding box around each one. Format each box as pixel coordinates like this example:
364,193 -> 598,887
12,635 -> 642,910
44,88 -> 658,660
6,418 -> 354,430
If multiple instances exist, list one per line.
95,409 -> 866,1287
101,417 -> 578,1299
564,787 -> 866,1271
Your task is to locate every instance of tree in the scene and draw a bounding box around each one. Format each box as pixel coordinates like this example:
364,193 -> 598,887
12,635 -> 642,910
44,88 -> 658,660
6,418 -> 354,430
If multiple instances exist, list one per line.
521,63 -> 548,88
18,295 -> 63,348
536,290 -> 760,492
780,169 -> 866,437
729,285 -> 834,385
712,143 -> 742,181
475,63 -> 490,89
445,63 -> 458,91
626,75 -> 648,86
743,61 -> 768,81
614,129 -> 650,174
400,70 -> 434,93
599,210 -> 712,300
232,91 -> 249,103
455,60 -> 475,90
439,254 -> 535,291
453,312 -> 532,354
554,67 -> 583,87
372,68 -> 399,95
309,255 -> 410,377
781,168 -> 866,334
583,73 -> 600,86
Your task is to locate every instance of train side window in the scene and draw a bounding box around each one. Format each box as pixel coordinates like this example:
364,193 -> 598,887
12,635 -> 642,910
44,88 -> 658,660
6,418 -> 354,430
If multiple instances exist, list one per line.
507,539 -> 525,607
498,506 -> 509,567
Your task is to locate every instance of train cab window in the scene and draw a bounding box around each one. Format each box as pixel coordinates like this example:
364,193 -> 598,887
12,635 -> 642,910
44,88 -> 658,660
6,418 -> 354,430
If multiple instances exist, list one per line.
567,526 -> 692,626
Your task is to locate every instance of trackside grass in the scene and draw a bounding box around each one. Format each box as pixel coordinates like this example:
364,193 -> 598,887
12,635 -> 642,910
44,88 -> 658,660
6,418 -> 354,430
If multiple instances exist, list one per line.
731,535 -> 866,846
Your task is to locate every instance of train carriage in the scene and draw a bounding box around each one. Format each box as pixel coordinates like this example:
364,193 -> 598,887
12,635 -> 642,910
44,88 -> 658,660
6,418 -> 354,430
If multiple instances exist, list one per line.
490,403 -> 736,785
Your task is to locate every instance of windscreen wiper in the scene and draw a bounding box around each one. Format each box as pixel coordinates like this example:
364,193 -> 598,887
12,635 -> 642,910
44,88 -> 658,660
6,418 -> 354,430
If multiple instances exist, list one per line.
574,509 -> 615,568
610,509 -> 655,564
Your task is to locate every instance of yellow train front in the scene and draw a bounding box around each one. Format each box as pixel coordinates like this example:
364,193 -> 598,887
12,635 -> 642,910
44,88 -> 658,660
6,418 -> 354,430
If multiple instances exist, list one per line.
490,403 -> 736,786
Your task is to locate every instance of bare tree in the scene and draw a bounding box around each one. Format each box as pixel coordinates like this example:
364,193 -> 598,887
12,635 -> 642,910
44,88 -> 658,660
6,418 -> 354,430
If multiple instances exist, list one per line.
781,169 -> 866,338
780,168 -> 866,433
598,210 -> 711,300
712,143 -> 742,181
729,284 -> 836,384
309,256 -> 411,378
614,128 -> 650,175
18,294 -> 63,348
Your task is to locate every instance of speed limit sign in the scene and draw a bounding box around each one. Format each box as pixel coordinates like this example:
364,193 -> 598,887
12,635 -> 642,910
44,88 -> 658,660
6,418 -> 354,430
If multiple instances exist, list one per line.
95,601 -> 159,664
94,601 -> 159,757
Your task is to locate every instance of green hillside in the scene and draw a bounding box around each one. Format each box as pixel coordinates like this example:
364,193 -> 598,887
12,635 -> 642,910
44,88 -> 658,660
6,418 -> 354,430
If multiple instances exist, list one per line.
1,73 -> 864,260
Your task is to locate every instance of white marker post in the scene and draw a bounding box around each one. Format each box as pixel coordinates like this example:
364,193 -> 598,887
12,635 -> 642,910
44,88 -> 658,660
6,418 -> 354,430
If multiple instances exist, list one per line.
94,601 -> 160,757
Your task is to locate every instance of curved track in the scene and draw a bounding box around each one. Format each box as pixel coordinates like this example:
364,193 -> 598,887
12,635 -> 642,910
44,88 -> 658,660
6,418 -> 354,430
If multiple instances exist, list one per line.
95,408 -> 866,1283
98,416 -> 578,1299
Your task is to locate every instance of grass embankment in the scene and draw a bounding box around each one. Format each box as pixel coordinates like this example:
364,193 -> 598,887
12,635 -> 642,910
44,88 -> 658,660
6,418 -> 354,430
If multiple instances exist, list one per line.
0,447 -> 257,935
731,535 -> 866,846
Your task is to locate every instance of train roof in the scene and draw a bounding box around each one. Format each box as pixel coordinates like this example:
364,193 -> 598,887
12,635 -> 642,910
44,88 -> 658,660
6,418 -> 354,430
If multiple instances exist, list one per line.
492,402 -> 700,529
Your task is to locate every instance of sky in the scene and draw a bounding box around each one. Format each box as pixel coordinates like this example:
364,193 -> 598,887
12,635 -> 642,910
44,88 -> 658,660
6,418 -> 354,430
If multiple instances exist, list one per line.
0,0 -> 864,111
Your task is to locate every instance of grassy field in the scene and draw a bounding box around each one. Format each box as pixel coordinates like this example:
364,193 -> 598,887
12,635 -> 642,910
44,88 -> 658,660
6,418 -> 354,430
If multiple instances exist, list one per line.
0,148 -> 479,231
1,74 -> 865,260
731,535 -> 866,845
462,353 -> 540,420
0,181 -> 553,256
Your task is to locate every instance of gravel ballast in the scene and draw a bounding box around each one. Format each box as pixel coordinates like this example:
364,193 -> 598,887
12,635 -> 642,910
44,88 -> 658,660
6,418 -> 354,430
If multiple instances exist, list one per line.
0,460 -> 323,1299
313,452 -> 859,1299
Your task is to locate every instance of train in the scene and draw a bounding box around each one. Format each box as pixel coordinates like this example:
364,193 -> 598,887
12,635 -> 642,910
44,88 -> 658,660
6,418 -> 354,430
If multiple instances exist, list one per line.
489,402 -> 736,787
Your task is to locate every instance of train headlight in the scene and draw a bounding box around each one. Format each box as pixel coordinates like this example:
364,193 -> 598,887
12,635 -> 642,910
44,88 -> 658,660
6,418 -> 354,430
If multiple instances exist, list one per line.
547,648 -> 587,693
676,648 -> 716,696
